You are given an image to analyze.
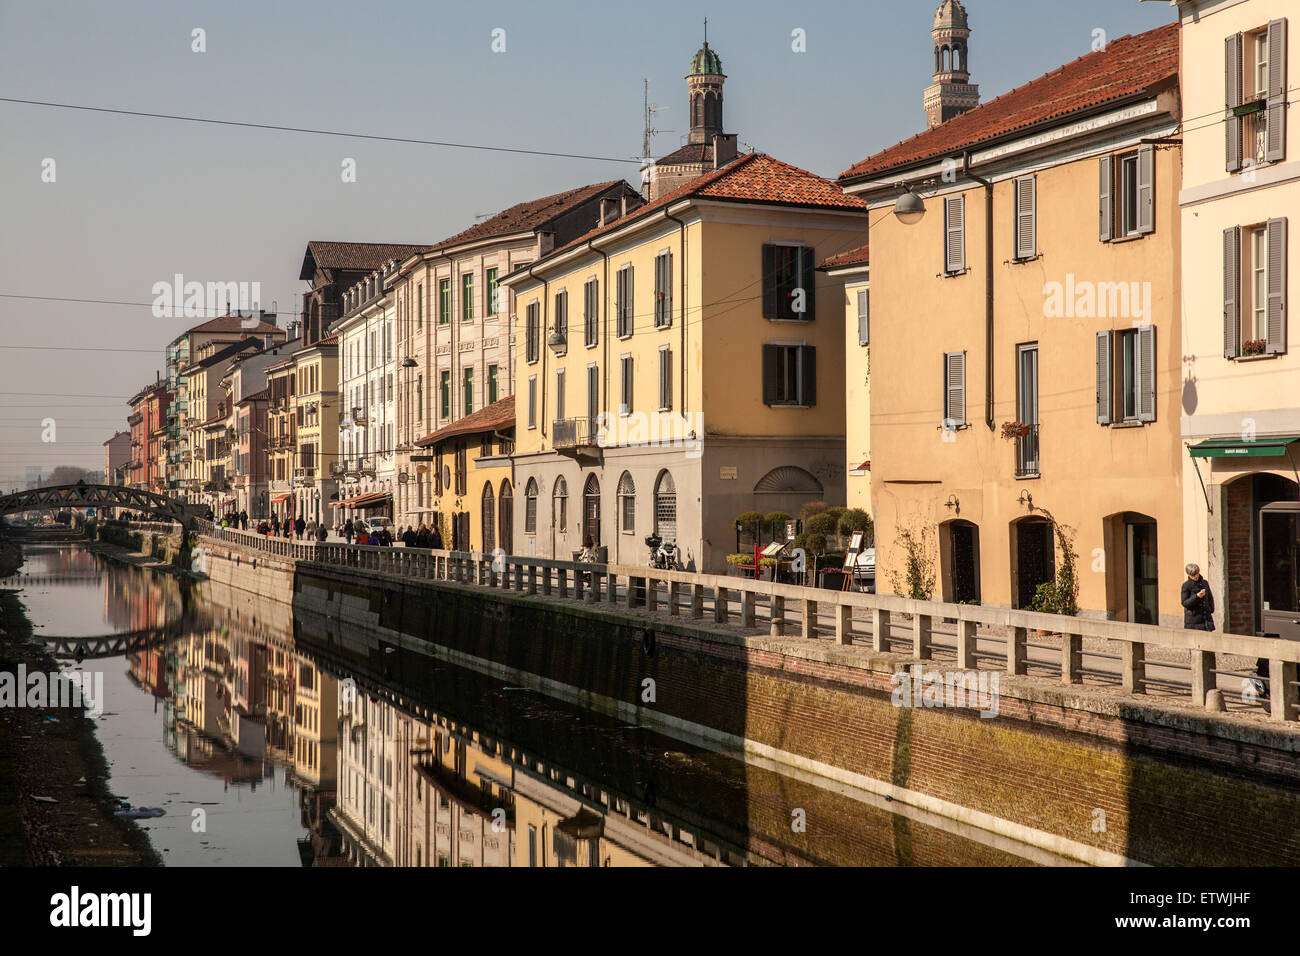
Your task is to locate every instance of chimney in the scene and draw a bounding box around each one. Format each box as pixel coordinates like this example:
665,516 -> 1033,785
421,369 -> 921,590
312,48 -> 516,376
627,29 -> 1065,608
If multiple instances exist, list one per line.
712,133 -> 738,169
621,194 -> 633,217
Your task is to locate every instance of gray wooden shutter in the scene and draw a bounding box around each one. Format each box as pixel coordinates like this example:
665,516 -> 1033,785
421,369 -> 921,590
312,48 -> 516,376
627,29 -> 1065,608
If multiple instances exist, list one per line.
1098,157 -> 1113,242
621,357 -> 633,414
944,351 -> 965,426
664,251 -> 673,327
800,346 -> 816,406
555,369 -> 565,421
1136,325 -> 1156,423
761,246 -> 778,317
659,349 -> 672,409
1224,226 -> 1241,357
1136,145 -> 1155,235
944,197 -> 965,273
626,267 -> 634,337
1096,331 -> 1112,424
762,345 -> 779,405
799,246 -> 817,319
1266,19 -> 1287,163
587,364 -> 598,426
1267,217 -> 1288,354
1015,176 -> 1036,259
1226,33 -> 1243,173
857,289 -> 869,346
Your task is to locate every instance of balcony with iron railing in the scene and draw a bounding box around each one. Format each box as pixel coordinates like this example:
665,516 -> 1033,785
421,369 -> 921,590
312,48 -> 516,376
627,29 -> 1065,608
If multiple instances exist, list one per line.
552,417 -> 601,458
1015,424 -> 1041,479
128,411 -> 144,427
1239,100 -> 1268,168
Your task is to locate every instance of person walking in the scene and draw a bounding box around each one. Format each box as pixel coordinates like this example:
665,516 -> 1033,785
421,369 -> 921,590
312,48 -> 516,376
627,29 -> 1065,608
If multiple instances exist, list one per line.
316,524 -> 328,543
1181,563 -> 1216,631
403,526 -> 416,548
239,510 -> 248,530
295,515 -> 306,539
430,525 -> 444,550
271,513 -> 280,536
344,519 -> 354,545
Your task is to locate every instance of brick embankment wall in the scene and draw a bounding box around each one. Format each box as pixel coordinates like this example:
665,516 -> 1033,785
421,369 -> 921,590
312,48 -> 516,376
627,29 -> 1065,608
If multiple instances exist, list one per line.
203,542 -> 1300,866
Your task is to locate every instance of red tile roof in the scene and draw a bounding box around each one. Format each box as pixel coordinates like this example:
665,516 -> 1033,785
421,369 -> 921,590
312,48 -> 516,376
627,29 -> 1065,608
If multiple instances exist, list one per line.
656,143 -> 713,166
424,181 -> 628,254
819,243 -> 870,269
542,153 -> 866,265
317,333 -> 339,346
839,23 -> 1179,182
299,241 -> 428,280
186,314 -> 282,335
414,396 -> 515,447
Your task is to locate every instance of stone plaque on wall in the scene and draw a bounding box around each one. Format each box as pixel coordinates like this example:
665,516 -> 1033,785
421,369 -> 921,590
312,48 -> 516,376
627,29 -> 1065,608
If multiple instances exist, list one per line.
719,466 -> 737,480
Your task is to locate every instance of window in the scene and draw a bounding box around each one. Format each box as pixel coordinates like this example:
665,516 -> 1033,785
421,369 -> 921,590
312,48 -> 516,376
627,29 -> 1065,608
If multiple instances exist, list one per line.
440,371 -> 450,419
857,289 -> 869,346
1016,343 -> 1039,477
1014,176 -> 1037,260
463,367 -> 473,415
524,479 -> 538,534
462,274 -> 474,322
942,351 -> 966,428
943,196 -> 966,273
1223,219 -> 1288,356
555,368 -> 565,421
654,251 -> 673,328
527,376 -> 536,429
486,268 -> 499,315
416,376 -> 423,421
762,244 -> 816,320
584,277 -> 599,347
616,266 -> 634,338
1225,21 -> 1287,172
439,279 -> 450,325
658,346 -> 672,411
654,470 -> 677,544
1095,326 -> 1155,424
553,476 -> 568,533
488,364 -> 499,404
1099,147 -> 1154,241
554,290 -> 568,351
620,355 -> 633,415
526,302 -> 540,364
417,283 -> 423,329
617,471 -> 635,534
587,364 -> 599,436
761,344 -> 816,407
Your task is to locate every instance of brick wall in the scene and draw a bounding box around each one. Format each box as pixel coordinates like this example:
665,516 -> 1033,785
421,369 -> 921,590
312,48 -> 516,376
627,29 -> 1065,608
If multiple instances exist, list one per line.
1224,478 -> 1254,634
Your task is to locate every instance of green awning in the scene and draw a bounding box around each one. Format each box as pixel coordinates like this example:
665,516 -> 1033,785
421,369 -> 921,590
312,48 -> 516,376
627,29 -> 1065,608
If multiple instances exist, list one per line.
1188,436 -> 1300,459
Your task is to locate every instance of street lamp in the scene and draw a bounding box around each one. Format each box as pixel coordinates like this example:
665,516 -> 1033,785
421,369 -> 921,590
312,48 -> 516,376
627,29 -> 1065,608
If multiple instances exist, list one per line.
893,189 -> 926,225
401,357 -> 418,368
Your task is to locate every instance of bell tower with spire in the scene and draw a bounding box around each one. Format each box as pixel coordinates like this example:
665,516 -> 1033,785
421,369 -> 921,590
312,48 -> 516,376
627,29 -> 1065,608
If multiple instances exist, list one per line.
923,0 -> 980,128
687,19 -> 726,144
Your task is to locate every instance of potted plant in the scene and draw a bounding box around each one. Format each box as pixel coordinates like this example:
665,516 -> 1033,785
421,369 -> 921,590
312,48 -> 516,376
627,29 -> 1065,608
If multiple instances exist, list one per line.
1000,421 -> 1031,440
1242,339 -> 1267,356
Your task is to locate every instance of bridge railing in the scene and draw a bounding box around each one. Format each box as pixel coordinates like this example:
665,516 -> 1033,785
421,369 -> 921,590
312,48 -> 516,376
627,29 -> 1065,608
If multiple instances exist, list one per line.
196,525 -> 1300,723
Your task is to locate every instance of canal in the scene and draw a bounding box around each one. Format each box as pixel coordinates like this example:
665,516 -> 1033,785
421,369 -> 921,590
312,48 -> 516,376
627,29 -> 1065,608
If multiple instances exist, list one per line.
5,543 -> 1067,866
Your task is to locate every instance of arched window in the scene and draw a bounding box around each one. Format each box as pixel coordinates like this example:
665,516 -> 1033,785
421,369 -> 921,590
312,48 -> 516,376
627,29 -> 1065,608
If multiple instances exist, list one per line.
553,476 -> 568,534
942,45 -> 951,72
654,470 -> 677,544
582,474 -> 600,545
617,471 -> 636,534
481,481 -> 495,554
935,46 -> 942,73
952,44 -> 962,72
524,478 -> 538,534
691,93 -> 704,129
704,91 -> 718,130
498,479 -> 513,555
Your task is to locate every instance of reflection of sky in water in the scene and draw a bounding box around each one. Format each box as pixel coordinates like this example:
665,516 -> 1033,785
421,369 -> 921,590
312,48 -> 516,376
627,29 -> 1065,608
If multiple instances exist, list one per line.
10,545 -> 307,866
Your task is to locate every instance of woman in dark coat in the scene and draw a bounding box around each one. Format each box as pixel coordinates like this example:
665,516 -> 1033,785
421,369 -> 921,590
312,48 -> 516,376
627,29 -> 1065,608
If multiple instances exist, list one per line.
1181,563 -> 1216,631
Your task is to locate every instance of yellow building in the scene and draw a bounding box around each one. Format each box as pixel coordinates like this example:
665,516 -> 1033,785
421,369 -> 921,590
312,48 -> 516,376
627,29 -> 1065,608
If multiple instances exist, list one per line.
292,334 -> 339,527
502,153 -> 867,572
410,395 -> 515,551
820,244 -> 871,512
838,22 -> 1187,623
265,349 -> 299,523
1178,1 -> 1299,640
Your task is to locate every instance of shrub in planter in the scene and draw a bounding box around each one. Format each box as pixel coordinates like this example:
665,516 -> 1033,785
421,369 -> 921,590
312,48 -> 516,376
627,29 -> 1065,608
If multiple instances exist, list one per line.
838,508 -> 872,538
725,553 -> 753,567
805,512 -> 838,537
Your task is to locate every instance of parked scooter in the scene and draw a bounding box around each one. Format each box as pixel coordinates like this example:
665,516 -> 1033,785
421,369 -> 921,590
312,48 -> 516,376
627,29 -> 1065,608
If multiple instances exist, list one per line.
644,534 -> 680,570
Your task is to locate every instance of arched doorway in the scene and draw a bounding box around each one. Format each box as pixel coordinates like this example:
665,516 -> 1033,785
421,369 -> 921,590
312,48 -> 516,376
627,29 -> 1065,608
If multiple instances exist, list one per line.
551,476 -> 568,558
941,519 -> 980,604
498,479 -> 513,555
583,474 -> 601,547
481,481 -> 495,553
654,470 -> 677,544
1011,516 -> 1055,609
524,478 -> 538,534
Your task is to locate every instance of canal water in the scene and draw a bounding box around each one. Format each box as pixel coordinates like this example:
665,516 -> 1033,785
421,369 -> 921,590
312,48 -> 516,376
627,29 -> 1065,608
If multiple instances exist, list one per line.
5,543 -> 1056,867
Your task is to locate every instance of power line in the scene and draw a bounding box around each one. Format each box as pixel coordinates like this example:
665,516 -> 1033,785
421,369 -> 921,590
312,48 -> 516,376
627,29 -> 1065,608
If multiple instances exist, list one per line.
0,293 -> 303,317
0,96 -> 642,165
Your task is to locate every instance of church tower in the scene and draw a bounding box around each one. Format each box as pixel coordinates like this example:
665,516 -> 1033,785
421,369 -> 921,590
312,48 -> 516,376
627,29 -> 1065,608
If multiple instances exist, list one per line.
687,28 -> 725,144
923,0 -> 980,128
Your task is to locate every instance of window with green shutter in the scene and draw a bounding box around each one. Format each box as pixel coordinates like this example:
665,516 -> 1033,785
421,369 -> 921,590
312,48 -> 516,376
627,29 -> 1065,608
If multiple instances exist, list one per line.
439,279 -> 450,325
440,371 -> 450,419
488,364 -> 498,404
486,268 -> 499,315
462,274 -> 474,322
463,367 -> 473,414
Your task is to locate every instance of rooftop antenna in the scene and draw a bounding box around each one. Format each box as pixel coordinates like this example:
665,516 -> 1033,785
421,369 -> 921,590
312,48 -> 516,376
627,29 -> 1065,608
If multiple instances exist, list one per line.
639,78 -> 668,196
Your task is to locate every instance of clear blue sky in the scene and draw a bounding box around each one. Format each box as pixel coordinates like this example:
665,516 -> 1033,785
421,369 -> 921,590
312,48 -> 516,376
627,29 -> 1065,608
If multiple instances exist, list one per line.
0,0 -> 1175,487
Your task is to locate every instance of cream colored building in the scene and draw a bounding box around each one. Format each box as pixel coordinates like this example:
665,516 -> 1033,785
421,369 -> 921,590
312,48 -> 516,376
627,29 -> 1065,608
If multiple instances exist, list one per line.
820,245 -> 871,512
503,153 -> 867,572
839,21 -> 1187,622
292,336 -> 339,527
1178,0 -> 1299,640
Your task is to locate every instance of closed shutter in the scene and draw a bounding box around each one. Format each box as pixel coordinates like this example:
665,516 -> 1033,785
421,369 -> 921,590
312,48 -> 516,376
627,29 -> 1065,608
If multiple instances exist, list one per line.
762,344 -> 779,405
943,351 -> 965,426
587,365 -> 599,431
528,377 -> 536,428
857,289 -> 869,346
798,246 -> 816,319
1267,217 -> 1288,354
625,268 -> 634,337
1015,176 -> 1036,259
1096,331 -> 1112,424
620,357 -> 632,415
800,346 -> 816,406
1226,33 -> 1243,173
762,245 -> 778,317
659,349 -> 672,410
585,279 -> 597,346
1136,145 -> 1155,235
1136,325 -> 1156,423
1098,157 -> 1113,242
1224,227 -> 1241,357
944,196 -> 965,273
1266,20 -> 1288,163
555,369 -> 565,421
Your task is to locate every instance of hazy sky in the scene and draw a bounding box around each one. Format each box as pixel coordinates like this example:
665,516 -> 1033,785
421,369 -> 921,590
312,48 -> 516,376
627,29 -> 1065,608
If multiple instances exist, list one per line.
0,0 -> 1175,488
